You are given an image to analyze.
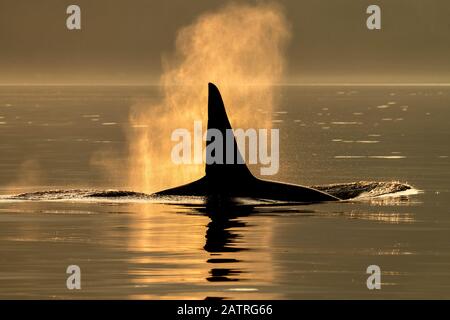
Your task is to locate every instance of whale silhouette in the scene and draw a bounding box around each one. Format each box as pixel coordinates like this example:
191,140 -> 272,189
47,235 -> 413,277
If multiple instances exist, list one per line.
154,83 -> 339,203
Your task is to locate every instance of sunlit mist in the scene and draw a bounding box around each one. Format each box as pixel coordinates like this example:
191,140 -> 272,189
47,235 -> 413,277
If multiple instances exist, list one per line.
127,2 -> 291,193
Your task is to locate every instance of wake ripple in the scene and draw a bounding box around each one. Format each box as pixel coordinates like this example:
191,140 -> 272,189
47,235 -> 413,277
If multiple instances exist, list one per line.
1,181 -> 417,202
312,181 -> 415,200
4,189 -> 153,201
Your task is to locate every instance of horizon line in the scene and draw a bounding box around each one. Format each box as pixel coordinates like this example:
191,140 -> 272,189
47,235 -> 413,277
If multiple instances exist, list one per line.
0,82 -> 450,87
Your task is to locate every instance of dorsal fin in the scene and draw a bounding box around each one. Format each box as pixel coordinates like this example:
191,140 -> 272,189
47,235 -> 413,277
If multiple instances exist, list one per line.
205,83 -> 254,183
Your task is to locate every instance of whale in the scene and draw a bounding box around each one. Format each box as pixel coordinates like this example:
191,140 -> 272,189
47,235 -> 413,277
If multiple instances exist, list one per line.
154,83 -> 340,203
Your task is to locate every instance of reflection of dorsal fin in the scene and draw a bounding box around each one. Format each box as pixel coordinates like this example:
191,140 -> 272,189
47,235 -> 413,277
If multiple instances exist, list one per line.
206,83 -> 253,182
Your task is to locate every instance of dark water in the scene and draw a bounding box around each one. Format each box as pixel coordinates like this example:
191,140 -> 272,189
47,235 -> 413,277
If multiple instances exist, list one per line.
0,85 -> 449,299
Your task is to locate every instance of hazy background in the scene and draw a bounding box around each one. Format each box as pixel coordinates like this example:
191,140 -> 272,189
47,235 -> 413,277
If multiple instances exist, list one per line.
1,0 -> 449,85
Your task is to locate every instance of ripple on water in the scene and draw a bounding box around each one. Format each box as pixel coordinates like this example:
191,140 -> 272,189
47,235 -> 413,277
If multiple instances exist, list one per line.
331,121 -> 363,125
334,155 -> 406,159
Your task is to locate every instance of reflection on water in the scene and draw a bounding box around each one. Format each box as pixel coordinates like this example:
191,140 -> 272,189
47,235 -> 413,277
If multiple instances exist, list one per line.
202,200 -> 249,284
184,199 -> 277,299
0,184 -> 448,299
341,211 -> 415,224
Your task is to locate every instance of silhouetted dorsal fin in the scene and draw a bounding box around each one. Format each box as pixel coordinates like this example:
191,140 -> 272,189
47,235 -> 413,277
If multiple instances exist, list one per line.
206,83 -> 254,184
153,82 -> 340,202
